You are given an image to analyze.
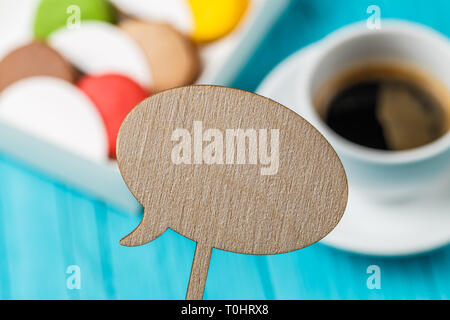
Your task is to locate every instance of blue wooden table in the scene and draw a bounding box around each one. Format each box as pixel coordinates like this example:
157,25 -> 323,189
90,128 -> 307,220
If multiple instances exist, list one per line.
1,0 -> 449,299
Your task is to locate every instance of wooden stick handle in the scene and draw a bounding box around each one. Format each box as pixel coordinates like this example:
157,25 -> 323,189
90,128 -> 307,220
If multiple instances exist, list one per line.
186,243 -> 212,300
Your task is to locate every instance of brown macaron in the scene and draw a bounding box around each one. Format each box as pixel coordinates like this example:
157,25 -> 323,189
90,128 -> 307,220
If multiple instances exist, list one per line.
120,20 -> 201,92
0,42 -> 77,92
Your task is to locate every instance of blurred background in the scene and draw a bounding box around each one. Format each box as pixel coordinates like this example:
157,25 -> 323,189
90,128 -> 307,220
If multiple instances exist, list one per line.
0,0 -> 449,299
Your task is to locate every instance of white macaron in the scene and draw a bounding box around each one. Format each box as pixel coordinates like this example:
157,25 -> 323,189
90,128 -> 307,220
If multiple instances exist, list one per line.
0,76 -> 108,161
48,21 -> 152,89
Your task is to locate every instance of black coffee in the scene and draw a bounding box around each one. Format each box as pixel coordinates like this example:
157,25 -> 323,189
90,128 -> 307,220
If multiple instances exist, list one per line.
315,65 -> 450,151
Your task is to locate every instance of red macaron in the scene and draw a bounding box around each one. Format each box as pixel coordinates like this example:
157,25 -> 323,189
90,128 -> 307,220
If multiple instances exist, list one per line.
77,73 -> 150,158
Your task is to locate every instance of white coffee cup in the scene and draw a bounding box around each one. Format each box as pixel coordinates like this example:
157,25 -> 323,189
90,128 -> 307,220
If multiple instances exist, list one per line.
298,21 -> 450,200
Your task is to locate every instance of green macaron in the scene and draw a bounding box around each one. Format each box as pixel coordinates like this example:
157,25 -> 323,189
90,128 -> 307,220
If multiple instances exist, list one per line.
33,0 -> 117,40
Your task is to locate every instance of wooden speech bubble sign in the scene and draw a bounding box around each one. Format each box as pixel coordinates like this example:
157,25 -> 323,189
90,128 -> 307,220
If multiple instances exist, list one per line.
117,86 -> 348,300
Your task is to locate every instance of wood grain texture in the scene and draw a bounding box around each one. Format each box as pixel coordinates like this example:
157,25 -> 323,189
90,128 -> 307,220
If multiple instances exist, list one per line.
116,86 -> 348,299
186,243 -> 212,300
1,0 -> 449,301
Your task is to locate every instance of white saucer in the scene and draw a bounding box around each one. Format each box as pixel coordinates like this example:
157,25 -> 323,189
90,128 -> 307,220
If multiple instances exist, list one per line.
257,44 -> 450,256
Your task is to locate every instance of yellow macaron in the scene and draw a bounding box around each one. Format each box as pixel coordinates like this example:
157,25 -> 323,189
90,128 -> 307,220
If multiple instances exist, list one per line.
111,0 -> 249,43
188,0 -> 249,43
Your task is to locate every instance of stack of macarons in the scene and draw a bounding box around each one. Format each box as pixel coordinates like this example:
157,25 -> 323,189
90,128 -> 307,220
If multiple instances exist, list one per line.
0,0 -> 249,161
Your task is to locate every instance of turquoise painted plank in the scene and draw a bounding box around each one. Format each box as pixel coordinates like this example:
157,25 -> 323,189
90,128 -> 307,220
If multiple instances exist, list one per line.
0,155 -> 68,299
1,0 -> 450,300
205,250 -> 275,300
104,207 -> 196,299
264,244 -> 450,300
55,188 -> 111,299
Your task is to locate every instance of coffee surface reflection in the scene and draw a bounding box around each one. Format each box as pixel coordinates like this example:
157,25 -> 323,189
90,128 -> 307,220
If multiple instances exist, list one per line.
315,64 -> 450,150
